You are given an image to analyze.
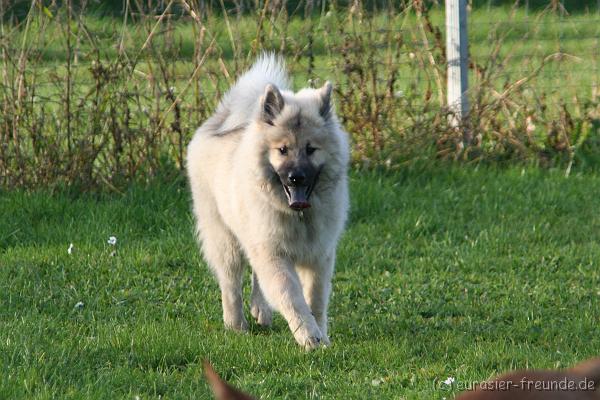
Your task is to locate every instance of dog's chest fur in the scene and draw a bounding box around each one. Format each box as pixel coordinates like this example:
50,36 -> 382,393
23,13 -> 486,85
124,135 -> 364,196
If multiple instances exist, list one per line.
268,209 -> 333,263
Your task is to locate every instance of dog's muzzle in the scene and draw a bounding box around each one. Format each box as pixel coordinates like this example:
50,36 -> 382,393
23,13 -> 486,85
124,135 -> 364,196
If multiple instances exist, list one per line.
279,167 -> 321,211
283,185 -> 311,210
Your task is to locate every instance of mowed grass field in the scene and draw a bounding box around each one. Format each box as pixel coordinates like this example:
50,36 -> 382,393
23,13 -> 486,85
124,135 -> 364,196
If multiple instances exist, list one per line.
2,167 -> 600,399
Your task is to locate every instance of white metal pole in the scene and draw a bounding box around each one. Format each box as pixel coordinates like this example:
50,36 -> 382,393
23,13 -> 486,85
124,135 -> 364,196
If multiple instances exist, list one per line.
446,0 -> 470,142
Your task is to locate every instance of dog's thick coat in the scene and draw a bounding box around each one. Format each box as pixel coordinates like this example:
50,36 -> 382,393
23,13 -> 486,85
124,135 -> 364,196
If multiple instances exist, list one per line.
187,54 -> 349,349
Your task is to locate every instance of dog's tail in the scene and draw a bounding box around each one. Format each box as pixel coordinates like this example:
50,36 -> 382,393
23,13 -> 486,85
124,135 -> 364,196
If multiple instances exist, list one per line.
232,52 -> 289,94
216,53 -> 289,132
570,358 -> 600,383
203,361 -> 256,400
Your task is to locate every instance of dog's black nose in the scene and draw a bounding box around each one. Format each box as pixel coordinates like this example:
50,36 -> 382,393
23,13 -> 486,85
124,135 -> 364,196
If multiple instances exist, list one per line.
288,170 -> 306,186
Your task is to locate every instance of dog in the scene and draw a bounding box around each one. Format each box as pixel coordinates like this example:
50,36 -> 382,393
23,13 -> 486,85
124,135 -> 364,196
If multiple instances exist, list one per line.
203,359 -> 600,400
186,54 -> 350,349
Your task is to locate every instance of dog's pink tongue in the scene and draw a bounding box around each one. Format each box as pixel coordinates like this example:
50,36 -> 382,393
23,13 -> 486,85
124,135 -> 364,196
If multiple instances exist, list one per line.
288,186 -> 311,210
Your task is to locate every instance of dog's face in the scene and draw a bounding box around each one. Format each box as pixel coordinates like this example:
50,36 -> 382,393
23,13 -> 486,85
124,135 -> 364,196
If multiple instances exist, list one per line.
258,83 -> 336,211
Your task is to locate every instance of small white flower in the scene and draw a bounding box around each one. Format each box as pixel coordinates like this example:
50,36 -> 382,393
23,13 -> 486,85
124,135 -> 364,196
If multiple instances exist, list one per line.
394,90 -> 404,98
74,301 -> 84,310
443,377 -> 455,386
68,243 -> 74,254
526,115 -> 536,134
107,236 -> 117,246
371,378 -> 384,386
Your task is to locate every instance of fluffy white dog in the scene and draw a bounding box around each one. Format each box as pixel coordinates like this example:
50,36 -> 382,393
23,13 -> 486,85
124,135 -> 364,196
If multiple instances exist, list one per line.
187,54 -> 349,349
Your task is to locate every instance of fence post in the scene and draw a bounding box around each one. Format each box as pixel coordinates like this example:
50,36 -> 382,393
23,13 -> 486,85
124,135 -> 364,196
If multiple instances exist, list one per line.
445,0 -> 470,144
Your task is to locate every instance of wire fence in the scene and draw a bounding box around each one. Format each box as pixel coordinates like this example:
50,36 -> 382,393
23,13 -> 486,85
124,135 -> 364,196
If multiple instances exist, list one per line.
1,1 -> 599,189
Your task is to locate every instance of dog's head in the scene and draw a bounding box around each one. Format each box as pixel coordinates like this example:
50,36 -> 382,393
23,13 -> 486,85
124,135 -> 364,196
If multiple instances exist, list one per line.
256,81 -> 346,211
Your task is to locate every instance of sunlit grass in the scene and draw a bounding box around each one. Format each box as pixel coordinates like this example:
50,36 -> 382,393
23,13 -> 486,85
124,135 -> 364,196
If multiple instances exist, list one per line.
2,166 -> 599,398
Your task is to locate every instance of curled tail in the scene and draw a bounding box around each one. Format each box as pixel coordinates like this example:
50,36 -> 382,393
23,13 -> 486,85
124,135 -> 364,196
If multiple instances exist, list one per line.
216,53 -> 290,133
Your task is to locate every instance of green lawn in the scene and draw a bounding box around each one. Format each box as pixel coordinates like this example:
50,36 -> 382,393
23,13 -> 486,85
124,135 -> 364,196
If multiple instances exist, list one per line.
1,167 -> 599,399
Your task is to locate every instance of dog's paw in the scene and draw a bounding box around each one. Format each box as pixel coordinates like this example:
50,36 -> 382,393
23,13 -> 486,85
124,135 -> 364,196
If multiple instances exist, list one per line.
293,323 -> 325,351
304,334 -> 330,350
224,316 -> 249,332
303,336 -> 324,351
250,302 -> 273,327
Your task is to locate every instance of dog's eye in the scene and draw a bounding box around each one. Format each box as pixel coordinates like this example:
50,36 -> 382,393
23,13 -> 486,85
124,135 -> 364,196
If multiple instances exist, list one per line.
306,144 -> 317,155
279,146 -> 288,155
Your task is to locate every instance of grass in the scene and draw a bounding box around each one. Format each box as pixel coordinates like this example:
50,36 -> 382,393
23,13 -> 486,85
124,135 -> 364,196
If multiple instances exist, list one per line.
2,166 -> 600,399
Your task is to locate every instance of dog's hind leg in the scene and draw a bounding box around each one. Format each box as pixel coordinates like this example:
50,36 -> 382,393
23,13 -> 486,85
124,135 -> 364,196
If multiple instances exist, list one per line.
250,272 -> 273,326
193,194 -> 247,331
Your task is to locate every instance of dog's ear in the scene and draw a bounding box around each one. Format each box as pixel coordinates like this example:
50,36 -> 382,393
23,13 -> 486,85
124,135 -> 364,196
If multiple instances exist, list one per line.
318,81 -> 333,119
203,361 -> 256,400
261,84 -> 285,125
570,357 -> 600,382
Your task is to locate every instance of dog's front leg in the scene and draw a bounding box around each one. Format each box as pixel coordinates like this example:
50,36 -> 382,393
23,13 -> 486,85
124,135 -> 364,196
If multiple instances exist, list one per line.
297,254 -> 334,345
248,251 -> 323,350
250,271 -> 273,326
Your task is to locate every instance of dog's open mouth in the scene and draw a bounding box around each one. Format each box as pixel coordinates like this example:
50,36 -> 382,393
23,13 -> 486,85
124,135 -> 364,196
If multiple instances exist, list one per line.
282,184 -> 313,211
